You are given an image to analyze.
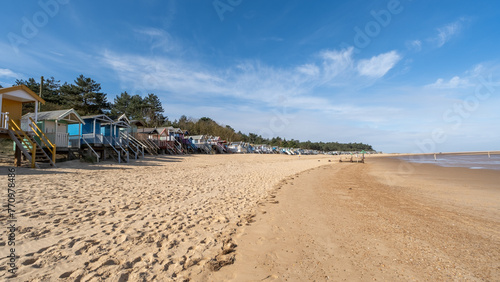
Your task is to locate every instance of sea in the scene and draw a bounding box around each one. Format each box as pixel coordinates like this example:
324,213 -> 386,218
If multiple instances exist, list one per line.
399,154 -> 500,170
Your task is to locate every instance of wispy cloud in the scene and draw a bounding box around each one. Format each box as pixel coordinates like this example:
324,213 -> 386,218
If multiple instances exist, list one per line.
432,19 -> 465,47
320,47 -> 354,81
0,68 -> 21,78
133,27 -> 180,53
357,51 -> 401,78
406,39 -> 422,52
296,63 -> 320,77
102,45 -> 401,106
426,76 -> 471,89
425,63 -> 500,89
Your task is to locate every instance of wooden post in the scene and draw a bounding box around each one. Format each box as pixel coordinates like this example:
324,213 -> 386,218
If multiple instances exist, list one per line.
39,76 -> 44,113
0,94 -> 3,119
14,144 -> 21,167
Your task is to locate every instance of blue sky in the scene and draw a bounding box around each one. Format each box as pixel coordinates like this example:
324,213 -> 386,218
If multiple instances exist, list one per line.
1,0 -> 499,153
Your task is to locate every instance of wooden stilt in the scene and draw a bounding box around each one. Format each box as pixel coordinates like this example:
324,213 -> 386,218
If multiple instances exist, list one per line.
14,144 -> 21,167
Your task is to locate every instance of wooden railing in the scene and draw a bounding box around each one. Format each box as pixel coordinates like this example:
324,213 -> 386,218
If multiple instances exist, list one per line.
82,133 -> 103,144
103,136 -> 120,163
29,117 -> 56,164
8,119 -> 37,168
81,137 -> 100,162
45,132 -> 69,148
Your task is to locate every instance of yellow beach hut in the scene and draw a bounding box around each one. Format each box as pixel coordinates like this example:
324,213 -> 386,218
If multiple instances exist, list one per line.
0,85 -> 55,168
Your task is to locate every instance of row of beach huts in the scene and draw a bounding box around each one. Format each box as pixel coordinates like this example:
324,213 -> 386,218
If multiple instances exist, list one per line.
0,86 -> 321,168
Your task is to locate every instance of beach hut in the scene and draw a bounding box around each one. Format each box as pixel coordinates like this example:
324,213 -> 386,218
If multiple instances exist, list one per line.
69,114 -> 128,163
207,136 -> 226,153
136,127 -> 161,155
21,109 -> 85,158
156,127 -> 177,154
79,114 -> 114,146
112,115 -> 146,158
190,135 -> 212,154
100,118 -> 131,162
0,85 -> 55,168
228,142 -> 245,153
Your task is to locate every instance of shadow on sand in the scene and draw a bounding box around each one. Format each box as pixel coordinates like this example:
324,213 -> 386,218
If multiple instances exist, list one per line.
0,154 -> 194,176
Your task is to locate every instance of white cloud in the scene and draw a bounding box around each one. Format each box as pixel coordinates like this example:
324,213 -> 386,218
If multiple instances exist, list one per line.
0,68 -> 20,78
296,64 -> 320,76
320,47 -> 354,80
357,51 -> 401,78
427,76 -> 471,89
433,19 -> 464,47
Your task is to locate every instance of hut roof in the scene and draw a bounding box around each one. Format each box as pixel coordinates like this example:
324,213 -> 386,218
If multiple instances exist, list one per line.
113,120 -> 130,128
117,114 -> 130,123
137,127 -> 159,134
0,85 -> 46,104
129,119 -> 145,127
81,114 -> 114,123
23,109 -> 85,124
190,135 -> 205,140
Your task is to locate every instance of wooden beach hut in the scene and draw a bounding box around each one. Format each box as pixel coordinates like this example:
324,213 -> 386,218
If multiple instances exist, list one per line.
21,109 -> 85,159
207,136 -> 227,154
190,135 -> 212,154
68,114 -> 128,163
136,127 -> 161,155
0,85 -> 55,168
112,114 -> 147,158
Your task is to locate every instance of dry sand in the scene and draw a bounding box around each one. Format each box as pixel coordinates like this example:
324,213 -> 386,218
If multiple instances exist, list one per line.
209,157 -> 500,281
0,154 -> 333,281
1,154 -> 499,281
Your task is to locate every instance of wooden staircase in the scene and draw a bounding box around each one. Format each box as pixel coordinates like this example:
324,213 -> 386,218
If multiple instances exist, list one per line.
121,132 -> 151,156
8,118 -> 56,168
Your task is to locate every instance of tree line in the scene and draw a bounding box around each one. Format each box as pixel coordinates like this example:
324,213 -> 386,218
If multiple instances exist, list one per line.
8,75 -> 374,151
14,75 -> 166,128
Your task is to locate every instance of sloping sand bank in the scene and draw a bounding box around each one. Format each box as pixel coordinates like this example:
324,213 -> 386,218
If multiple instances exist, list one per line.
209,157 -> 500,281
0,154 -> 333,281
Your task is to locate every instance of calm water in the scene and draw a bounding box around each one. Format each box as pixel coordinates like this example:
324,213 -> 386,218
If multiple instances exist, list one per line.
399,154 -> 500,170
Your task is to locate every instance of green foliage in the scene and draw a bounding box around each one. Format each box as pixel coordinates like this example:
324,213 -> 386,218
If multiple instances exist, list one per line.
171,116 -> 240,142
16,75 -> 109,115
16,77 -> 66,114
60,75 -> 109,115
110,92 -> 166,127
297,141 -> 373,152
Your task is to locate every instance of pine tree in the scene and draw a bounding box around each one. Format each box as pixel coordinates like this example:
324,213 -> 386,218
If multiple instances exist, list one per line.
61,75 -> 109,115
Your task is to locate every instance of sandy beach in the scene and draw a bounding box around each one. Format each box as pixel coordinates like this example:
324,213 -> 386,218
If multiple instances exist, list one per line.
209,157 -> 500,281
0,154 -> 333,281
1,154 -> 499,281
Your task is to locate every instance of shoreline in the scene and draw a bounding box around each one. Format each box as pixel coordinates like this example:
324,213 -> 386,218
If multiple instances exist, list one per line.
209,157 -> 500,281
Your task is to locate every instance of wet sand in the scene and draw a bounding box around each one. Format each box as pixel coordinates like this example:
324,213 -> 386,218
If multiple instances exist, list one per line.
209,157 -> 500,281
